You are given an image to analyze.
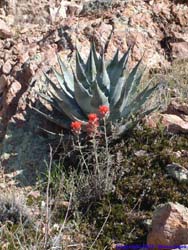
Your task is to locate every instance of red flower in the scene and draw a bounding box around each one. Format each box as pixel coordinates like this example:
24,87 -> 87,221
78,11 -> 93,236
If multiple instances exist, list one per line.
87,113 -> 99,136
88,113 -> 99,124
71,121 -> 82,134
98,105 -> 109,117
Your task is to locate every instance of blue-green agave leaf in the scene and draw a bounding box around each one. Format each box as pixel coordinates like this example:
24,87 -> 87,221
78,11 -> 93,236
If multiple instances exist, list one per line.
110,76 -> 126,108
121,84 -> 159,118
90,80 -> 109,111
73,73 -> 93,114
116,105 -> 159,137
37,91 -> 63,113
117,59 -> 143,112
52,68 -> 74,98
57,55 -> 74,92
108,47 -> 130,89
76,49 -> 86,69
96,53 -> 110,95
75,51 -> 91,90
106,49 -> 119,72
85,43 -> 97,82
32,106 -> 71,129
49,82 -> 87,121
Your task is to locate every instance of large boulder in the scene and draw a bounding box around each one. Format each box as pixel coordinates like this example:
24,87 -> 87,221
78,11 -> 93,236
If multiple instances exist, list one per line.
147,202 -> 188,247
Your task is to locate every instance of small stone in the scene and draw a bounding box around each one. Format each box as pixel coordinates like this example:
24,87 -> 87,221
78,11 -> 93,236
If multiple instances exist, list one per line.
171,42 -> 188,60
134,150 -> 149,157
0,19 -> 12,39
165,163 -> 188,183
2,60 -> 12,74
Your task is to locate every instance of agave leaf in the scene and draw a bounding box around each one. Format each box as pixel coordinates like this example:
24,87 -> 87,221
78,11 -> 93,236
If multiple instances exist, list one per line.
110,76 -> 126,107
108,47 -> 130,89
85,43 -> 97,82
32,106 -> 71,129
49,82 -> 87,122
140,105 -> 159,117
90,80 -> 109,111
75,51 -> 91,90
52,68 -> 74,98
37,91 -> 53,103
128,66 -> 146,99
107,49 -> 119,72
119,47 -> 131,71
91,42 -> 100,70
37,91 -> 71,115
115,59 -> 143,111
96,53 -> 110,95
116,105 -> 159,137
121,84 -> 159,118
44,72 -> 61,92
73,73 -> 93,114
76,49 -> 86,69
57,55 -> 74,92
122,61 -> 144,108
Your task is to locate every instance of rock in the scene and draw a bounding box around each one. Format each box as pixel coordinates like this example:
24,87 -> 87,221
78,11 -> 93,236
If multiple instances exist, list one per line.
145,100 -> 188,133
66,2 -> 82,16
0,19 -> 12,39
171,4 -> 188,27
161,114 -> 188,133
134,150 -> 149,157
2,60 -> 12,74
49,3 -> 67,23
146,100 -> 188,132
165,163 -> 188,183
171,42 -> 188,60
166,101 -> 188,116
147,202 -> 188,247
0,75 -> 8,93
2,80 -> 22,120
0,0 -> 17,15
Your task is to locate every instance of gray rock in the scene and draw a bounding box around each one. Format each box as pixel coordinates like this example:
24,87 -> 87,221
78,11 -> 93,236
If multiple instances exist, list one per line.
165,163 -> 188,183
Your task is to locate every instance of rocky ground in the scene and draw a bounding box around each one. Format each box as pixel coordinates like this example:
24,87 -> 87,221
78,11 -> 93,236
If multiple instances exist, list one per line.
0,0 -> 188,249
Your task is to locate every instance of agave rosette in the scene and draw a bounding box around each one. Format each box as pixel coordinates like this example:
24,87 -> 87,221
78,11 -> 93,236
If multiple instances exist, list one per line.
36,43 -> 159,136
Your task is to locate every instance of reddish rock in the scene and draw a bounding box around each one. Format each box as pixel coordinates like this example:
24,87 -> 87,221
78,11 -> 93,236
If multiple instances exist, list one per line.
171,42 -> 188,60
0,19 -> 12,39
146,101 -> 188,133
2,60 -> 12,74
171,5 -> 188,27
147,202 -> 188,247
167,101 -> 188,116
161,114 -> 188,133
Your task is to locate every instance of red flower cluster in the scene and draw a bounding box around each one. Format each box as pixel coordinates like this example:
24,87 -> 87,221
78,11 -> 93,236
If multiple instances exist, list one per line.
88,113 -> 99,124
71,121 -> 82,134
98,105 -> 109,117
70,105 -> 110,136
86,113 -> 99,135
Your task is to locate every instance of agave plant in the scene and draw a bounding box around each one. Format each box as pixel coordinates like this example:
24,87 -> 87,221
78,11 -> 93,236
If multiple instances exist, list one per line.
35,43 -> 159,137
